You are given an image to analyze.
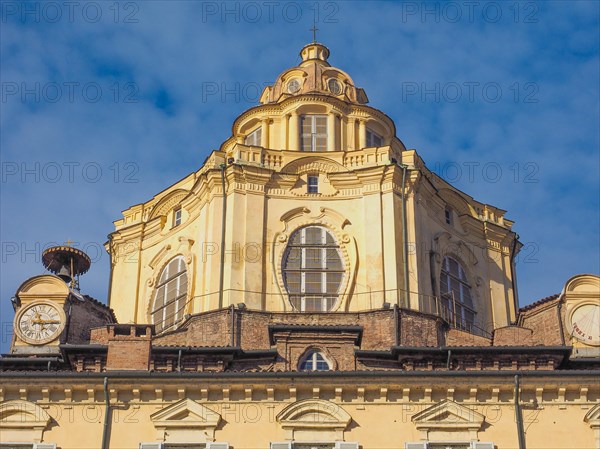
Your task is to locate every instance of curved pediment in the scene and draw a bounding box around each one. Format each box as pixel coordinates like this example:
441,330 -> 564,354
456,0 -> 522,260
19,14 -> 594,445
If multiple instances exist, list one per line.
281,157 -> 348,176
564,274 -> 600,295
276,399 -> 352,441
277,398 -> 351,429
584,403 -> 600,426
0,400 -> 51,427
148,189 -> 189,220
438,188 -> 475,218
16,274 -> 70,300
0,400 -> 51,443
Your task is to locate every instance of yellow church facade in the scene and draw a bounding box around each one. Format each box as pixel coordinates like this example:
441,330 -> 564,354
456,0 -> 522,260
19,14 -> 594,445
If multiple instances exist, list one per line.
108,42 -> 518,334
1,42 -> 599,449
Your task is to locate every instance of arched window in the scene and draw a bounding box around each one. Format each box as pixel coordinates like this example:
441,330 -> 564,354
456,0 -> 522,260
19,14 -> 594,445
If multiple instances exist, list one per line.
282,226 -> 344,312
152,256 -> 188,333
440,256 -> 475,332
299,350 -> 331,371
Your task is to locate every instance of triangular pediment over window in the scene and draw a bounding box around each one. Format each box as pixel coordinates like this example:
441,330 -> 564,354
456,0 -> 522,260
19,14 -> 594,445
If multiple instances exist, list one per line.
0,400 -> 52,443
150,398 -> 221,443
277,399 -> 352,442
411,399 -> 485,442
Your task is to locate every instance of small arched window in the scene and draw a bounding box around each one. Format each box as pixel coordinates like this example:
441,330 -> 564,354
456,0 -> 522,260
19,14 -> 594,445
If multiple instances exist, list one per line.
282,226 -> 344,312
440,256 -> 475,332
152,256 -> 188,333
299,350 -> 331,371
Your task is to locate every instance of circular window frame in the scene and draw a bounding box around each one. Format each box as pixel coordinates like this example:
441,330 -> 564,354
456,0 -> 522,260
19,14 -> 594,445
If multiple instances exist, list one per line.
287,78 -> 301,94
327,78 -> 342,95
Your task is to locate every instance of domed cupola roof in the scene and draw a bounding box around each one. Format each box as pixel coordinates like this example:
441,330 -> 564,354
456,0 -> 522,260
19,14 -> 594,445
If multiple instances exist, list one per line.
259,42 -> 369,105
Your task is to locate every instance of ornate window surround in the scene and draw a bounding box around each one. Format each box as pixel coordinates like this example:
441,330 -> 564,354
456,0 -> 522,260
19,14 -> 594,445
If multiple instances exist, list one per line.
282,225 -> 344,312
272,207 -> 357,312
440,256 -> 476,331
432,232 -> 483,330
145,237 -> 195,330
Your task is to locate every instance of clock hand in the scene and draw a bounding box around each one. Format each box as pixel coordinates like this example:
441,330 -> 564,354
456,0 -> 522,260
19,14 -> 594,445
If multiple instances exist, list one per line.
32,318 -> 61,325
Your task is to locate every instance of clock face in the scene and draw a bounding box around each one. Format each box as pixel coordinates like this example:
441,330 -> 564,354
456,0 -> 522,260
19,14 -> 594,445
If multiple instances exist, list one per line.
16,302 -> 65,345
570,303 -> 600,346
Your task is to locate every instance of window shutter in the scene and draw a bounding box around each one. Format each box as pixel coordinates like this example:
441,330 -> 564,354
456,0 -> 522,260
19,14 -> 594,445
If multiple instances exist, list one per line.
405,443 -> 428,449
334,443 -> 359,449
270,443 -> 293,449
139,444 -> 163,449
471,443 -> 495,449
34,445 -> 57,449
206,443 -> 229,449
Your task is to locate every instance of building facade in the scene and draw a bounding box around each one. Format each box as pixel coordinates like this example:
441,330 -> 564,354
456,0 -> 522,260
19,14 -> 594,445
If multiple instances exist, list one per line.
1,42 -> 599,449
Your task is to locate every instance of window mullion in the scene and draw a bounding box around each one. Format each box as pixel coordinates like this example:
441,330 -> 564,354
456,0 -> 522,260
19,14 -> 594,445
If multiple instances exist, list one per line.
175,275 -> 181,324
161,283 -> 167,327
311,116 -> 316,152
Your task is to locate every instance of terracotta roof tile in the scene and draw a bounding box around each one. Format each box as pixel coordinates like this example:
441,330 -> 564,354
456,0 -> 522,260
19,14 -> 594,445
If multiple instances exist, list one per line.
519,294 -> 560,312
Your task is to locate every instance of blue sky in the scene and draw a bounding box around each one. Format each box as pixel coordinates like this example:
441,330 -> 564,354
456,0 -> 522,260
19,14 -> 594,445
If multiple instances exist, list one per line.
1,1 -> 599,352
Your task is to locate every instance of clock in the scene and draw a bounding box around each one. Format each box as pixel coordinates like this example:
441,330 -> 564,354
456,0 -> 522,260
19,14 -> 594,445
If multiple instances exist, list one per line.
15,301 -> 65,345
569,303 -> 600,346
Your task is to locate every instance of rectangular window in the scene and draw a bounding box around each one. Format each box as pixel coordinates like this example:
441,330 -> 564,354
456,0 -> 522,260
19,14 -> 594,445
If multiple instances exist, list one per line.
366,128 -> 383,147
445,207 -> 452,225
0,445 -> 58,449
419,443 -> 493,449
173,208 -> 182,227
139,442 -> 229,449
244,127 -> 262,146
307,175 -> 319,193
300,115 -> 327,151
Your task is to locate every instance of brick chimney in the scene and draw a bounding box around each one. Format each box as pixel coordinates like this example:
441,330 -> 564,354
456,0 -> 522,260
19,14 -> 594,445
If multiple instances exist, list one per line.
105,324 -> 153,371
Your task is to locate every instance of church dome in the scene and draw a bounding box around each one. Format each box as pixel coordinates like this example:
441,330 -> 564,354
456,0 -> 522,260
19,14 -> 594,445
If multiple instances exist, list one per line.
259,42 -> 369,105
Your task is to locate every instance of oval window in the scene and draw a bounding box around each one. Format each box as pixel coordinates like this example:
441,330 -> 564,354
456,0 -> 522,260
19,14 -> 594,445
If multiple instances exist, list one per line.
282,226 -> 344,312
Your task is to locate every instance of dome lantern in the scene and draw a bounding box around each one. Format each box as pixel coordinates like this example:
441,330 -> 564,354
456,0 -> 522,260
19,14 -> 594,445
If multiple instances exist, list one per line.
299,42 -> 331,67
